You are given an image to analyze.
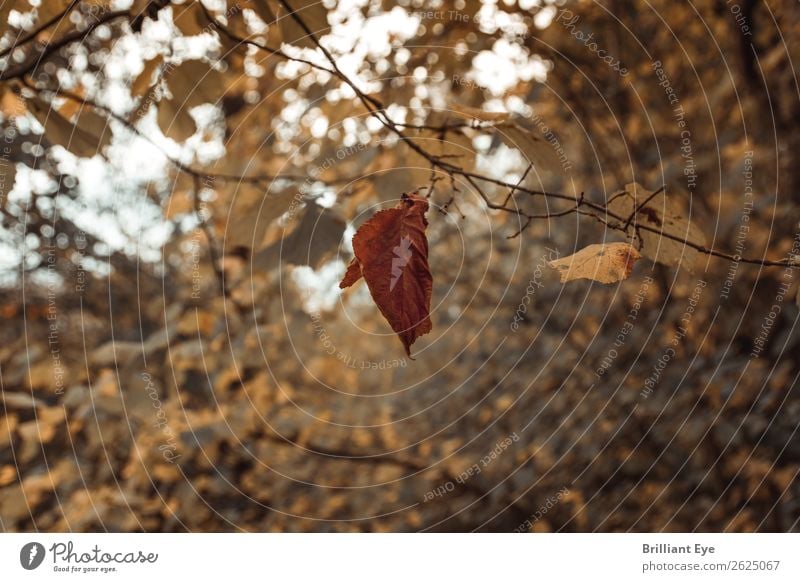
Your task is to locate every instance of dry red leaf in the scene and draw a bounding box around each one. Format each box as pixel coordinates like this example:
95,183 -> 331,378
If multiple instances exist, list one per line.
339,193 -> 433,357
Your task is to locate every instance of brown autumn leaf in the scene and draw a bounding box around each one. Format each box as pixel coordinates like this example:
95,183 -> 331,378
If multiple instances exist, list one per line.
138,58 -> 227,141
339,193 -> 433,357
607,182 -> 706,272
163,59 -> 227,110
157,100 -> 197,141
548,242 -> 641,284
252,0 -> 277,24
33,0 -> 71,25
0,85 -> 26,118
172,0 -> 213,37
449,106 -> 558,169
131,57 -> 162,99
496,122 -> 561,169
223,186 -> 296,253
251,202 -> 345,269
0,1 -> 17,35
26,97 -> 111,158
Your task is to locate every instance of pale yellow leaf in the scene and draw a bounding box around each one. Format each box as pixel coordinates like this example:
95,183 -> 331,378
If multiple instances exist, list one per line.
548,242 -> 641,284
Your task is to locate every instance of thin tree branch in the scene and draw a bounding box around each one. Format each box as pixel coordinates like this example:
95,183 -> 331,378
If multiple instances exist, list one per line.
8,5 -> 794,269
0,0 -> 79,59
191,174 -> 226,298
0,10 -> 131,81
623,184 -> 665,231
271,4 -> 794,268
23,82 -> 353,189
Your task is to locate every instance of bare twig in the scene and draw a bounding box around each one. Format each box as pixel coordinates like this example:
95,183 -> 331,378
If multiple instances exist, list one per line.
0,10 -> 130,81
4,5 -> 793,268
267,6 -> 795,267
22,83 -> 353,189
191,175 -> 226,298
622,184 -> 666,232
502,164 -> 532,207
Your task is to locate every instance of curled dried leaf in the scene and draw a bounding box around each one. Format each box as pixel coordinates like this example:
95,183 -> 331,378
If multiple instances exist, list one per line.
548,242 -> 641,284
340,193 -> 433,357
